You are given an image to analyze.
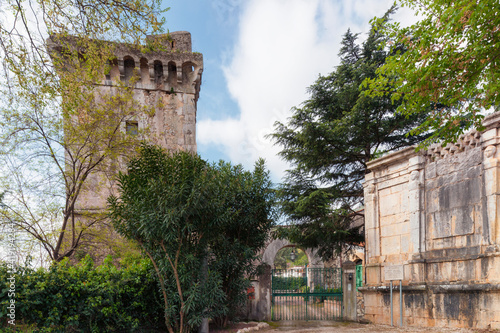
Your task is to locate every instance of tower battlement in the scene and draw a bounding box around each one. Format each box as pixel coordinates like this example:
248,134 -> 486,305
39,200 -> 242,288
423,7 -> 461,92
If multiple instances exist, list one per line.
146,31 -> 193,52
106,31 -> 203,100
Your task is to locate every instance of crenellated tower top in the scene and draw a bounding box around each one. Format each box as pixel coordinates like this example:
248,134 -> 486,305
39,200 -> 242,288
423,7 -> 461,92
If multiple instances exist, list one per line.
47,31 -> 203,101
105,31 -> 203,101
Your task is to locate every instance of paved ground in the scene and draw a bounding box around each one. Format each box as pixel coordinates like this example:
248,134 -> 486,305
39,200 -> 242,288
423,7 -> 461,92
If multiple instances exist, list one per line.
263,321 -> 496,333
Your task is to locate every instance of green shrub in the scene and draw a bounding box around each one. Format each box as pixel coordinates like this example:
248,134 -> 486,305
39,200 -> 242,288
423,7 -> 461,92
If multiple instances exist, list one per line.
0,256 -> 165,332
272,276 -> 306,291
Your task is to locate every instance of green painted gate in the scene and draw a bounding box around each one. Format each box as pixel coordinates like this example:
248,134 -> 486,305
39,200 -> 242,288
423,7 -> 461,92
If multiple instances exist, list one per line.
271,267 -> 342,320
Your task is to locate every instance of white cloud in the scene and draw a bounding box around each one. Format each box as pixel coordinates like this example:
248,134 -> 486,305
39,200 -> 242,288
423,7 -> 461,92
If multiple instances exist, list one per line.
198,0 -> 418,182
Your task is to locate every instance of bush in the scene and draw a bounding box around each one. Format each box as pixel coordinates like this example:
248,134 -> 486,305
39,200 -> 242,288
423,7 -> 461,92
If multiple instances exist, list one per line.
0,256 -> 165,332
272,276 -> 306,291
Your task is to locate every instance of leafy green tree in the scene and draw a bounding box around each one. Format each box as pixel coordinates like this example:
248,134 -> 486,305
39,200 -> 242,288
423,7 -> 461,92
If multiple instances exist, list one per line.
0,0 -> 165,262
269,8 -> 428,260
209,160 -> 276,327
364,0 -> 500,145
108,144 -> 276,332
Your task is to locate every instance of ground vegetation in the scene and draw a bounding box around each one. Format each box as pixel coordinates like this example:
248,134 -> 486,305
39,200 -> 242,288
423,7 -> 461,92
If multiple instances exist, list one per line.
0,255 -> 165,332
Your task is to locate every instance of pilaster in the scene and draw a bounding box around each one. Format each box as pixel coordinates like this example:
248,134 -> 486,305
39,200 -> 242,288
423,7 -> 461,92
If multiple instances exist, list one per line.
483,127 -> 500,245
364,174 -> 380,264
408,155 -> 425,255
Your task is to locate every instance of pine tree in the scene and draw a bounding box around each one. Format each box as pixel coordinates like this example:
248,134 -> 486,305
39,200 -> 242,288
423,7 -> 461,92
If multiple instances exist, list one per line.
269,8 -> 429,260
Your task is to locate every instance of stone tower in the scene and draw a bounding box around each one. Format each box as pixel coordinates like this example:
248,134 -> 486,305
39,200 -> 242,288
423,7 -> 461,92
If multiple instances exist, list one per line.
48,31 -> 203,260
79,31 -> 203,213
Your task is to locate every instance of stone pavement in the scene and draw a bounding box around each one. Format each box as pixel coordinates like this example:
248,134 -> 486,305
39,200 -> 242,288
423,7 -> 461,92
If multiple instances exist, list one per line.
263,321 -> 484,333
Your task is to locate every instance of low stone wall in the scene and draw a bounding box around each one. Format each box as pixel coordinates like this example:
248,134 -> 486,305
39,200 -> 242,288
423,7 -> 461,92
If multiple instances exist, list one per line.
361,285 -> 500,328
361,112 -> 500,329
356,289 -> 365,320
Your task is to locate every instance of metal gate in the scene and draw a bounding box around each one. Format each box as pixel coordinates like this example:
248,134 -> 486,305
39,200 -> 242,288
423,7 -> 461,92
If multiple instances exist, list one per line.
271,267 -> 342,320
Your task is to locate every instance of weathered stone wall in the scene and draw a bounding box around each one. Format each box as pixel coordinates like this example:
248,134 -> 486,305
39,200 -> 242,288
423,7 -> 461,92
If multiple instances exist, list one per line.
75,31 -> 202,213
356,288 -> 365,320
361,112 -> 500,329
51,32 -> 203,262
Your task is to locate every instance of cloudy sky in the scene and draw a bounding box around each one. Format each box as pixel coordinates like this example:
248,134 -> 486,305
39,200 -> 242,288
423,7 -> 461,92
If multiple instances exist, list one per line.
164,0 -> 418,182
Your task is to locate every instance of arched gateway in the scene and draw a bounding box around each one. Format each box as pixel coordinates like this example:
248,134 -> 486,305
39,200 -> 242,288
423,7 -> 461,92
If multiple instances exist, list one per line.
245,238 -> 349,322
261,238 -> 324,268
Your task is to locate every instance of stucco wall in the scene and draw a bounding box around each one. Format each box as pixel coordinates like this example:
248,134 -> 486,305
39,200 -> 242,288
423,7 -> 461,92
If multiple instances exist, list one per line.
361,112 -> 500,329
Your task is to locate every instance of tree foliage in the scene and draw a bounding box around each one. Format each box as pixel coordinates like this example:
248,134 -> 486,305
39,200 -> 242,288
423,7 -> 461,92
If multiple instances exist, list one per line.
208,160 -> 277,327
364,0 -> 500,146
108,144 -> 276,332
0,256 -> 166,332
269,8 -> 428,260
0,0 -> 166,261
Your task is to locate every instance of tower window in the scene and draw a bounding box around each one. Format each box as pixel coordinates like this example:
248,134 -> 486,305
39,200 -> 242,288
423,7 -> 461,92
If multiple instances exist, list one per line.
126,121 -> 138,136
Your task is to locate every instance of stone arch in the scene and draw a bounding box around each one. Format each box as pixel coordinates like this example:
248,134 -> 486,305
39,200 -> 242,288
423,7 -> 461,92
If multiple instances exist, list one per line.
153,60 -> 164,84
262,238 -> 324,268
123,56 -> 135,81
167,61 -> 177,86
248,238 -> 326,321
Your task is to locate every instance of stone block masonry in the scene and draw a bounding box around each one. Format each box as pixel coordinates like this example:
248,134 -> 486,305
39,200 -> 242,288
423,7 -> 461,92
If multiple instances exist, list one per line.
360,112 -> 500,329
48,32 -> 202,263
60,31 -> 203,214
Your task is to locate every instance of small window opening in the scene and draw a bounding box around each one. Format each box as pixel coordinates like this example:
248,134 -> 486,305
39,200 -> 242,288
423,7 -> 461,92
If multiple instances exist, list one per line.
154,60 -> 164,83
124,57 -> 135,81
126,121 -> 138,136
168,62 -> 177,85
171,40 -> 176,49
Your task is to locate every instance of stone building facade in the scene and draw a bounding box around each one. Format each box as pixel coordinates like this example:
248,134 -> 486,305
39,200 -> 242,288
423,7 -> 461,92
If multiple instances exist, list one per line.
360,112 -> 500,329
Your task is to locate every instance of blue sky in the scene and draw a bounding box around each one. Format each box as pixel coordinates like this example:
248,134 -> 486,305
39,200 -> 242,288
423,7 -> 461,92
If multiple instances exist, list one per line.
162,0 -> 418,182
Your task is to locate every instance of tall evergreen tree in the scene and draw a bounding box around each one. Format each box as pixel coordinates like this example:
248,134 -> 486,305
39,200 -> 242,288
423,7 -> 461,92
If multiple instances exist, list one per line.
269,8 -> 429,260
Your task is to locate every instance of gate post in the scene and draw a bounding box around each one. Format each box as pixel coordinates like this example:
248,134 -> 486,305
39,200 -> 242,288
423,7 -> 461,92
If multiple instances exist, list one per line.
257,263 -> 272,321
342,261 -> 357,321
